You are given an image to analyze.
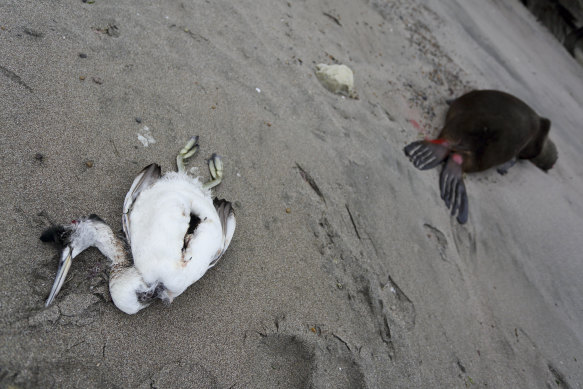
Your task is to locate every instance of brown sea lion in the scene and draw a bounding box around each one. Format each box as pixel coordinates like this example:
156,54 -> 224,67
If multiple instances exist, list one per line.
404,90 -> 558,224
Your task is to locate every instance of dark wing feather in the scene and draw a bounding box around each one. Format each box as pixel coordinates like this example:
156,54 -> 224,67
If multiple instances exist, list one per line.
209,198 -> 235,267
122,164 -> 162,243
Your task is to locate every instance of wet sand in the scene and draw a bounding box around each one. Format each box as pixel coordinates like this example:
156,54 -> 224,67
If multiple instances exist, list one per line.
1,0 -> 582,388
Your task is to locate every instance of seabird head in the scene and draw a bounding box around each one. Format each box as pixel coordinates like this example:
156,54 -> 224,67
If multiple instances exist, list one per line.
109,267 -> 157,314
42,215 -> 109,307
42,215 -> 158,315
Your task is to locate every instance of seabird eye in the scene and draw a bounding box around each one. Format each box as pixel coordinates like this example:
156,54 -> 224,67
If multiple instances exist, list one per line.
136,289 -> 155,303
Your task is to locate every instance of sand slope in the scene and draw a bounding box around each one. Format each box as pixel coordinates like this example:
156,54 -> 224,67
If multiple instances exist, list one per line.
1,0 -> 582,387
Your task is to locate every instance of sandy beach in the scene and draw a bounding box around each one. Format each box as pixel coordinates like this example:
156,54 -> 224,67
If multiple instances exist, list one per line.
1,0 -> 582,387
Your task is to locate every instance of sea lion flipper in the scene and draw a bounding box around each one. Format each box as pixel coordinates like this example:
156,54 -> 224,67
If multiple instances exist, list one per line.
440,154 -> 468,224
496,158 -> 517,175
453,180 -> 468,224
404,140 -> 450,170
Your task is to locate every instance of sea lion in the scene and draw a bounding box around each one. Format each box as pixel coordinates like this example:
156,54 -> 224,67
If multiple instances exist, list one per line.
404,90 -> 558,224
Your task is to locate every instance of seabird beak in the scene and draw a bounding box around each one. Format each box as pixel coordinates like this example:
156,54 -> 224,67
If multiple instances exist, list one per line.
45,246 -> 73,307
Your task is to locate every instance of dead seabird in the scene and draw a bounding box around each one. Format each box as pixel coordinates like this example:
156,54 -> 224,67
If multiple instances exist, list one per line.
42,136 -> 236,314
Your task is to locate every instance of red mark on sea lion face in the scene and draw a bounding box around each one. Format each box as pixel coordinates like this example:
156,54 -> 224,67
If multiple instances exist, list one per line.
71,220 -> 78,225
452,153 -> 463,165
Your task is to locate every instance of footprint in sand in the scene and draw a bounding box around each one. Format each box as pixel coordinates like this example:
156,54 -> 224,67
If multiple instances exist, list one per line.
423,223 -> 449,261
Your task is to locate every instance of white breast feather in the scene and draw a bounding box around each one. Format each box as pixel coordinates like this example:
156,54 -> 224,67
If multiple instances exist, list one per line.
129,172 -> 222,297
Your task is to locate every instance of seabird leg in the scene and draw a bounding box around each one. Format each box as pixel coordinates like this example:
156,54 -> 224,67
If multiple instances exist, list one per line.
41,217 -> 105,306
176,136 -> 200,173
203,153 -> 224,189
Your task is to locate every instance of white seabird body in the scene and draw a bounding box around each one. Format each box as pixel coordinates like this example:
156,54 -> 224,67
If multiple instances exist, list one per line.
43,137 -> 235,314
128,172 -> 231,300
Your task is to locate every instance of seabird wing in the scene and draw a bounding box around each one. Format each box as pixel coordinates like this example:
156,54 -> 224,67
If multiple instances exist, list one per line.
122,164 -> 161,243
208,198 -> 236,268
179,197 -> 234,272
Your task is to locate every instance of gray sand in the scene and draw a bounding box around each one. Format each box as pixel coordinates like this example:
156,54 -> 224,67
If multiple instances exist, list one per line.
1,0 -> 582,388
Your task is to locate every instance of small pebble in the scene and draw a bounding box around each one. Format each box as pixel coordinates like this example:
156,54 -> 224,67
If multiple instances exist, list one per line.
85,160 -> 94,168
34,153 -> 44,162
79,75 -> 86,80
211,105 -> 216,109
135,117 -> 142,123
92,77 -> 103,84
285,207 -> 291,214
79,53 -> 87,58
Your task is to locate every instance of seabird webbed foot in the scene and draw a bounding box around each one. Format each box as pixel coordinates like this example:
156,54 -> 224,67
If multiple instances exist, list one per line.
496,158 -> 517,175
404,140 -> 451,170
440,153 -> 468,224
203,153 -> 224,190
177,136 -> 200,173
